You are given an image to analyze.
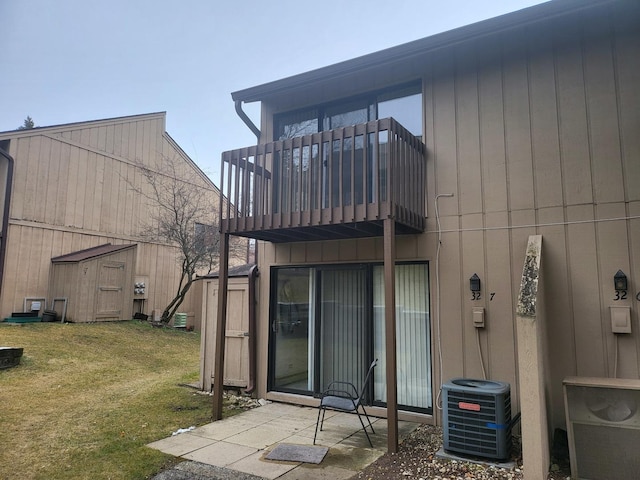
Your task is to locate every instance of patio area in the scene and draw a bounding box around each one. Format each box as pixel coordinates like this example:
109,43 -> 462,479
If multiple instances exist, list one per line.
148,401 -> 420,479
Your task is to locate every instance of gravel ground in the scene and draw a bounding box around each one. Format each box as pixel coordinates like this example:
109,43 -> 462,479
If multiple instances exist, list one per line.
354,424 -> 571,480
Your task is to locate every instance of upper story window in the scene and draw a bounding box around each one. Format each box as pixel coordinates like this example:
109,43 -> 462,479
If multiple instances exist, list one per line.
275,83 -> 422,141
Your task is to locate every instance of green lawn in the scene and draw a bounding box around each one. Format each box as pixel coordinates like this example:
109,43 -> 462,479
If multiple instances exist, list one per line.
0,321 -> 223,479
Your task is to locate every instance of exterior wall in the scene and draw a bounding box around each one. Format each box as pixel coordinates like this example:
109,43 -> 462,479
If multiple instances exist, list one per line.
423,10 -> 640,431
0,113 -> 216,320
252,4 -> 640,432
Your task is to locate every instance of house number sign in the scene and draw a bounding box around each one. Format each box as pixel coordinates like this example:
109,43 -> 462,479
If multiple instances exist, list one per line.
614,290 -> 628,300
613,290 -> 640,301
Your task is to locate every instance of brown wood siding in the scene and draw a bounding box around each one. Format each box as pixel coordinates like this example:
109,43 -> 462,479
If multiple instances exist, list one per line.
253,7 -> 640,431
0,113 -> 216,320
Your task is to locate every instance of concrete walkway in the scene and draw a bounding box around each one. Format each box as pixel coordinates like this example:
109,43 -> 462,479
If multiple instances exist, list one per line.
148,401 -> 418,479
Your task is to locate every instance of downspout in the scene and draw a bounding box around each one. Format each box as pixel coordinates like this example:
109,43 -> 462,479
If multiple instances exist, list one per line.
244,264 -> 259,394
234,100 -> 261,141
0,147 -> 14,299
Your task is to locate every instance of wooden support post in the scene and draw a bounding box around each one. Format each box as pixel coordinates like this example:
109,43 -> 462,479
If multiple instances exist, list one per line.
212,232 -> 230,420
384,218 -> 398,453
515,235 -> 550,479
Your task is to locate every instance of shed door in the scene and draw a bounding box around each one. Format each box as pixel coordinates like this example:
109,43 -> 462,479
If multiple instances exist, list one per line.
96,261 -> 125,319
202,279 -> 250,391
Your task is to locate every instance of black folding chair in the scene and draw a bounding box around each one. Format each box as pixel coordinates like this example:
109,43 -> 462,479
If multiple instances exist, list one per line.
313,358 -> 378,447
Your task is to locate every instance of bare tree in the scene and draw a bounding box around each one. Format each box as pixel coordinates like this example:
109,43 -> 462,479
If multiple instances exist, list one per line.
130,154 -> 238,323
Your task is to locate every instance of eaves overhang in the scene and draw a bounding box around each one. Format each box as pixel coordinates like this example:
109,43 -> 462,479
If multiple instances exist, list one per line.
231,0 -> 617,104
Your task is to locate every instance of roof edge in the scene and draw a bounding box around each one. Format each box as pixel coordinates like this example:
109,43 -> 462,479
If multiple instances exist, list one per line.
231,0 -> 615,103
0,112 -> 167,137
51,243 -> 137,263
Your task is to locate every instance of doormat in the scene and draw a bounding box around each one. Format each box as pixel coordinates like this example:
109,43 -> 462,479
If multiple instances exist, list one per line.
265,443 -> 329,464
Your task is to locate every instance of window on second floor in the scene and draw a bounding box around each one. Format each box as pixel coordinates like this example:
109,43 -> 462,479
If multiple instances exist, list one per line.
275,83 -> 422,141
271,83 -> 423,214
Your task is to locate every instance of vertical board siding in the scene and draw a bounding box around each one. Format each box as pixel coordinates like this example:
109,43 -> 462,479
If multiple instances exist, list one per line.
257,11 -> 640,429
455,48 -> 483,216
502,35 -> 535,213
595,203 -> 636,376
24,136 -> 41,221
431,54 -> 458,202
0,113 -> 214,320
614,16 -> 640,202
428,13 -> 639,429
528,30 -> 563,209
537,206 -> 574,425
582,15 -> 625,205
554,22 -> 593,207
478,51 -> 508,214
484,211 -> 518,410
460,213 -> 485,380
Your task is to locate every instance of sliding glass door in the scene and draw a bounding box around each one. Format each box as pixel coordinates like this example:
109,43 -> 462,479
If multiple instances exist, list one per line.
269,262 -> 431,413
272,268 -> 313,392
373,263 -> 432,411
319,268 -> 368,394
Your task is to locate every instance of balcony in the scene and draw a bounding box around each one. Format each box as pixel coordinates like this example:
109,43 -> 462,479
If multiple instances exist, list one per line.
219,118 -> 426,243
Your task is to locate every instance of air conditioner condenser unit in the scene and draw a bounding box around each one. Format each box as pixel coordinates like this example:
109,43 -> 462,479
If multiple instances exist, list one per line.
442,378 -> 512,460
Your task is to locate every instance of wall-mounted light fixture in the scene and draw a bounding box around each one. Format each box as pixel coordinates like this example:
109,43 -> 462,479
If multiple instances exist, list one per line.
614,270 -> 628,291
470,273 -> 481,293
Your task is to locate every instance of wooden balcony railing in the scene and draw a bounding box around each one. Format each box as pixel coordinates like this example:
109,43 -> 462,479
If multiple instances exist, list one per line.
219,118 -> 425,242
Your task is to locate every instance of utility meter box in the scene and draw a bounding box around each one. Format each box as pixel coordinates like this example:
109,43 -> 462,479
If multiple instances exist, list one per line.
134,275 -> 149,300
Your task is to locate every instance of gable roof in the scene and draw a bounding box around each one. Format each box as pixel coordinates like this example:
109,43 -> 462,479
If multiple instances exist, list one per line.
231,0 -> 620,103
51,243 -> 136,263
0,112 -> 166,137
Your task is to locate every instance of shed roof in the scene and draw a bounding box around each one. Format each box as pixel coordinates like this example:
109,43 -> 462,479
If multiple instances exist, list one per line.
51,243 -> 136,263
231,0 -> 617,103
201,263 -> 257,279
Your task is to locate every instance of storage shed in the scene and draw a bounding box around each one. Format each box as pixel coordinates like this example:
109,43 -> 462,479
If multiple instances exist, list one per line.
196,263 -> 257,392
49,243 -> 137,323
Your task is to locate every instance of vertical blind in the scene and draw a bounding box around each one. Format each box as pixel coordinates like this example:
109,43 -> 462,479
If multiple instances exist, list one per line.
373,264 -> 432,410
320,268 -> 367,393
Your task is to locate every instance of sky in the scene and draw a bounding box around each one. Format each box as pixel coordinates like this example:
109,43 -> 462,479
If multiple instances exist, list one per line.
0,0 -> 547,183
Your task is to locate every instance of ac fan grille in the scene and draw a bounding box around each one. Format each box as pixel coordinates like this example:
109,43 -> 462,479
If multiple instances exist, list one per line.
443,381 -> 512,460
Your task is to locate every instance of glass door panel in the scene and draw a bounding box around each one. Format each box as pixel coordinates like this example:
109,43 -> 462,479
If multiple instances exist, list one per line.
373,263 -> 431,411
319,268 -> 368,394
272,268 -> 313,392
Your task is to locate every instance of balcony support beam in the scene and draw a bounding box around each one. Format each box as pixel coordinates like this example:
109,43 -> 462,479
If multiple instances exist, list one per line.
212,231 -> 230,420
383,217 -> 398,453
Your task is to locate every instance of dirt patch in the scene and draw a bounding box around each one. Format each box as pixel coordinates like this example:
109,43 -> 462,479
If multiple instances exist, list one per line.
354,425 -> 571,480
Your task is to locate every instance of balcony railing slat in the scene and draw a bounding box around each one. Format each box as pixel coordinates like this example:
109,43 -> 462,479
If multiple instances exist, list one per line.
220,118 -> 425,241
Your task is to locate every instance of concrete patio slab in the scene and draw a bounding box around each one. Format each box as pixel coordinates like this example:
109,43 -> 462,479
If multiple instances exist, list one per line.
226,424 -> 299,449
147,433 -> 216,457
182,440 -> 258,467
229,450 -> 299,479
190,418 -> 258,441
148,401 -> 420,479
